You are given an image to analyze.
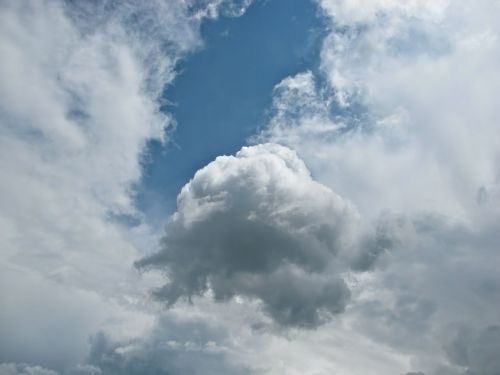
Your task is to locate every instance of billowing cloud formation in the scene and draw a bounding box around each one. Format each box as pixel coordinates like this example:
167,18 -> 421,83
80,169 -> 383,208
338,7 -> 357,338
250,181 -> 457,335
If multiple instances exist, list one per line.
255,0 -> 500,372
139,144 -> 357,328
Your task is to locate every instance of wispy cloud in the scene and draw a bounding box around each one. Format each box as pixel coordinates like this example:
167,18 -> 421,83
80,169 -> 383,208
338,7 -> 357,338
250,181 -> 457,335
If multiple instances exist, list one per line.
0,0 -> 252,372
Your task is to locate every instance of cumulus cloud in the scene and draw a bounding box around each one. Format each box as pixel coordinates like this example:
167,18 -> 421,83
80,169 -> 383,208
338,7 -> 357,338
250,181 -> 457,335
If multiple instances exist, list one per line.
138,143 -> 358,328
253,0 -> 500,372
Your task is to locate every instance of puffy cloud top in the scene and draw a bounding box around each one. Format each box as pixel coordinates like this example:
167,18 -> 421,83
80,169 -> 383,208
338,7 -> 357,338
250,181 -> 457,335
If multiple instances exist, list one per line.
138,144 -> 358,328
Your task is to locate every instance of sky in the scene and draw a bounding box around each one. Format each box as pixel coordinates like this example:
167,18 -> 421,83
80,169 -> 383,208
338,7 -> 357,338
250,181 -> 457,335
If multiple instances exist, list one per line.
1,1 -> 500,375
138,0 -> 326,219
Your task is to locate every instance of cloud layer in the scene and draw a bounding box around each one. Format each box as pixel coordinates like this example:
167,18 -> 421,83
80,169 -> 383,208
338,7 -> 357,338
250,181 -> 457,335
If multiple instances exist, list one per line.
2,0 -> 500,374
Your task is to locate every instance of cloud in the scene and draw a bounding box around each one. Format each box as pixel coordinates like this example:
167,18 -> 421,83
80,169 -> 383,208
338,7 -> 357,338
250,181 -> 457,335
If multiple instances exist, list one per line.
0,0 -> 252,371
3,0 -> 500,373
0,265 -> 156,372
138,143 -> 358,328
261,0 -> 500,220
253,0 -> 500,372
0,311 -> 251,375
445,325 -> 500,375
79,315 -> 250,375
0,363 -> 58,375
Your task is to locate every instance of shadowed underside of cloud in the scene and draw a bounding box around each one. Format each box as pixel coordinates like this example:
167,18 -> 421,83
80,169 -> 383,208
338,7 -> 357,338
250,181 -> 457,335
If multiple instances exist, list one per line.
138,143 -> 358,328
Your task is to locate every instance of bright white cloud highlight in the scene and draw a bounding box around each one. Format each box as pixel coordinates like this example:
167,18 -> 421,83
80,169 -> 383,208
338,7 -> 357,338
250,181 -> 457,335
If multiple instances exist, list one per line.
254,0 -> 500,373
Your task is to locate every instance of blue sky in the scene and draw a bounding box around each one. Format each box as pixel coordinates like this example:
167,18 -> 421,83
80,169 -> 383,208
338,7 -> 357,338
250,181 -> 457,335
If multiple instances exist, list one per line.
138,0 -> 326,218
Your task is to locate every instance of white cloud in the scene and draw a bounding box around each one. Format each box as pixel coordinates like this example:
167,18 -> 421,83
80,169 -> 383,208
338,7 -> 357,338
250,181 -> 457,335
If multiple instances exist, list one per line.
0,363 -> 59,375
2,0 -> 500,374
0,0 -> 252,372
260,0 -> 500,219
138,143 -> 359,328
253,0 -> 500,373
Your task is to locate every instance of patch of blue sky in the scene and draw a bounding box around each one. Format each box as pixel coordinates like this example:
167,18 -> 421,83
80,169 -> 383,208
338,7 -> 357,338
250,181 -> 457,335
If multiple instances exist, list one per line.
136,0 -> 328,225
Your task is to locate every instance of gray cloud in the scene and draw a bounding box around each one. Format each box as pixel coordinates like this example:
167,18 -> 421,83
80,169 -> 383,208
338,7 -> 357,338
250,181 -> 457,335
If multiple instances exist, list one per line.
350,213 -> 411,271
253,0 -> 500,371
446,325 -> 500,375
0,313 -> 250,375
0,0 -> 253,372
138,143 -> 358,328
80,315 -> 249,375
0,364 -> 58,375
342,212 -> 500,375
